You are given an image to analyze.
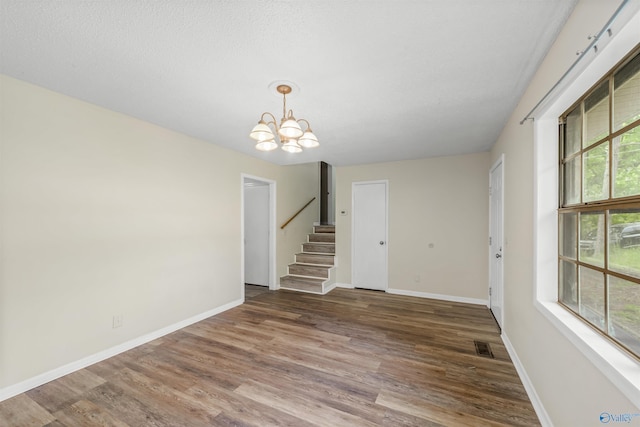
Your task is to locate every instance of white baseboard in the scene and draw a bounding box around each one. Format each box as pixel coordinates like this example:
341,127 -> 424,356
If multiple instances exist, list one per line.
0,298 -> 244,402
501,332 -> 551,427
386,288 -> 488,306
335,282 -> 355,289
323,283 -> 337,294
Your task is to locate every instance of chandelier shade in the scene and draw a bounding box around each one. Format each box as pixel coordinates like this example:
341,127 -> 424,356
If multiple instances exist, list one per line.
249,121 -> 275,141
249,84 -> 319,153
278,116 -> 304,139
281,139 -> 303,153
255,139 -> 278,151
298,130 -> 319,148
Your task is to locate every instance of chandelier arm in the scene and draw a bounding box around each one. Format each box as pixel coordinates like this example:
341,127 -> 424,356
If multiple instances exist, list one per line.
260,112 -> 278,126
296,118 -> 311,131
256,112 -> 280,144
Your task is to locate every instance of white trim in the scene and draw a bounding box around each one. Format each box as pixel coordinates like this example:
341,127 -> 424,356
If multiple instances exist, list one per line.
323,283 -> 338,294
336,282 -> 355,289
536,300 -> 640,408
279,282 -> 336,295
532,6 -> 640,409
0,298 -> 243,402
335,284 -> 488,306
501,333 -> 551,427
386,288 -> 488,306
241,173 -> 278,295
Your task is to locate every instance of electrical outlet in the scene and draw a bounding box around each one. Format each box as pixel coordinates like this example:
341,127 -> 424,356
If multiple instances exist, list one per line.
112,315 -> 123,329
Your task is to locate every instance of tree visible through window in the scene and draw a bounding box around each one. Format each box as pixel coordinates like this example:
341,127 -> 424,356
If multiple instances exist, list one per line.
558,46 -> 640,359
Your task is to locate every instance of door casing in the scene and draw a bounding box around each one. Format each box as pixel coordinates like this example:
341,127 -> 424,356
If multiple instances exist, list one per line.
244,184 -> 270,287
241,174 -> 277,300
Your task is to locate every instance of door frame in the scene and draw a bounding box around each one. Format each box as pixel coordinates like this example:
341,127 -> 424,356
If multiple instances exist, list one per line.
241,174 -> 277,300
488,155 -> 505,329
320,161 -> 329,225
351,180 -> 389,290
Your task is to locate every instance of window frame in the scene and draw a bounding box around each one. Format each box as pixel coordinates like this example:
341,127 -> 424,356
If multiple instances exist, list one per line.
532,14 -> 640,406
557,46 -> 640,360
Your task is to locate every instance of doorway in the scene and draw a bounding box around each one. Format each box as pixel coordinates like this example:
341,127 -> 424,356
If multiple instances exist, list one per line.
352,180 -> 388,290
242,175 -> 276,297
489,156 -> 504,330
320,161 -> 335,225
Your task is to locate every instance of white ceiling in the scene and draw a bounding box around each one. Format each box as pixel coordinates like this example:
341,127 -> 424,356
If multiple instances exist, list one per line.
0,0 -> 579,166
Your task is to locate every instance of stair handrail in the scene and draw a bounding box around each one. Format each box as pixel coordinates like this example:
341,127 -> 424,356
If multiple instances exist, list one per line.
281,197 -> 316,229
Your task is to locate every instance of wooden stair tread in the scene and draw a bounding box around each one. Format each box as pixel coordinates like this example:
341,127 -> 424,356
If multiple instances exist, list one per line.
308,233 -> 335,243
314,225 -> 335,233
290,262 -> 331,267
296,252 -> 335,257
288,263 -> 330,279
279,282 -> 323,293
295,253 -> 334,266
302,243 -> 335,254
281,275 -> 324,282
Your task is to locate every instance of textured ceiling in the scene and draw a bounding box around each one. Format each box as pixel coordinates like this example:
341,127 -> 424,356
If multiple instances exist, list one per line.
1,0 -> 579,166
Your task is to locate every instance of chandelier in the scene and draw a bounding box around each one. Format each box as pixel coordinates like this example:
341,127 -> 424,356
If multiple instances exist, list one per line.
249,84 -> 319,153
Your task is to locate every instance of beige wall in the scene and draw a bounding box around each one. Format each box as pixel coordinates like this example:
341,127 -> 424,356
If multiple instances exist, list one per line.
0,75 -> 316,391
275,162 -> 320,279
335,152 -> 490,301
490,0 -> 639,424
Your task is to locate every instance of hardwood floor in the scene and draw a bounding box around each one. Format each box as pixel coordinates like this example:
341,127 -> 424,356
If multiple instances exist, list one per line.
0,286 -> 540,426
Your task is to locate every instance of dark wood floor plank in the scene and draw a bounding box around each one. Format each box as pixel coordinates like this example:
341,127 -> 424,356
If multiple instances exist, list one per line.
243,284 -> 270,299
26,369 -> 106,413
0,394 -> 56,427
232,302 -> 302,321
106,368 -> 220,426
376,389 -> 511,427
52,400 -> 130,427
182,319 -> 271,351
235,379 -> 381,427
244,358 -> 384,424
186,381 -> 314,427
254,337 -> 381,381
0,286 -> 540,426
81,382 -> 186,427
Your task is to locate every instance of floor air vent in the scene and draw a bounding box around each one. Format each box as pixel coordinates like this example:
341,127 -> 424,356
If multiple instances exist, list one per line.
474,340 -> 494,358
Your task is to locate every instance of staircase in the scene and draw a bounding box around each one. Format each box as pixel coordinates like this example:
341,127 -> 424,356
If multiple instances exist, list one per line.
280,225 -> 336,294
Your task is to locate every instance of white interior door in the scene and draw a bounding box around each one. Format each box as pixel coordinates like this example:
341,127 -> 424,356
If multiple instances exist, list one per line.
352,181 -> 388,290
489,157 -> 504,329
244,183 -> 270,287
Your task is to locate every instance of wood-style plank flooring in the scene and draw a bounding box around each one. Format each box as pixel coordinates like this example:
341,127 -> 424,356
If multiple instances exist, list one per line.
0,286 -> 540,426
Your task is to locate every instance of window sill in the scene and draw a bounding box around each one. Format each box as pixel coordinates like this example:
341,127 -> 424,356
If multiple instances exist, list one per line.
535,300 -> 640,408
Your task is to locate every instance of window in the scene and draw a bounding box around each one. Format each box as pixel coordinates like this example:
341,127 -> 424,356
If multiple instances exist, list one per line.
558,47 -> 640,359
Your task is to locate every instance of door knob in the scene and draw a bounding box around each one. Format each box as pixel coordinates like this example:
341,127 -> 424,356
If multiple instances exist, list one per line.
495,253 -> 502,258
380,241 -> 385,245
